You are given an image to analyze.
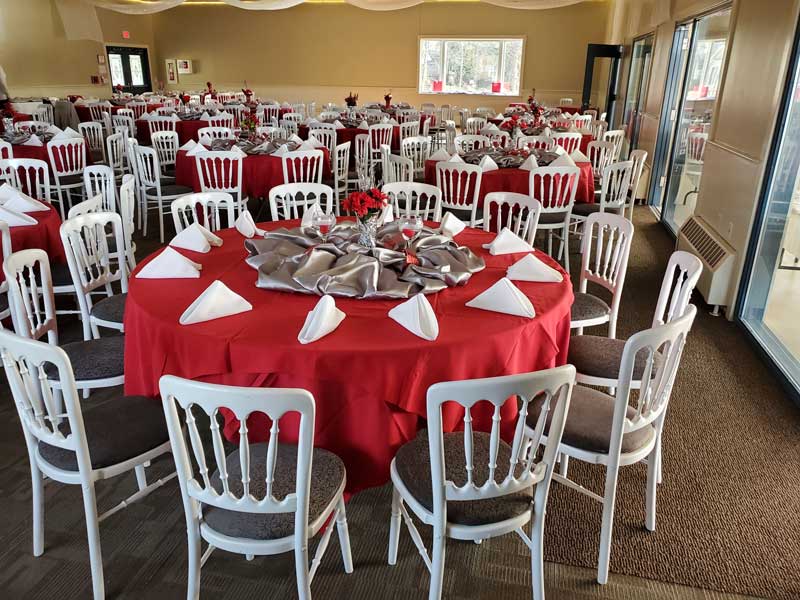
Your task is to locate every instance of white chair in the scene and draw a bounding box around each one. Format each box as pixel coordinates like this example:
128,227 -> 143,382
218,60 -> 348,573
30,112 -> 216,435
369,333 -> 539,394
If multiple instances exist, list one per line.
269,183 -> 334,221
159,375 -> 352,600
197,126 -> 234,142
194,151 -> 247,214
68,194 -> 103,219
382,182 -> 441,221
454,134 -> 490,154
388,366 -> 575,600
399,120 -> 420,142
559,97 -> 574,105
151,130 -> 180,178
2,158 -> 51,201
128,100 -> 147,119
0,139 -> 12,160
147,116 -> 177,138
474,106 -> 494,117
79,122 -> 106,164
118,174 -> 137,271
112,114 -> 136,141
626,149 -> 648,219
88,103 -> 110,124
208,113 -> 235,129
0,327 -> 173,600
401,136 -> 430,180
353,134 -> 369,186
309,128 -> 336,156
155,106 -> 176,116
542,306 -> 697,585
516,135 -> 554,151
133,145 -> 193,242
256,126 -> 287,141
283,112 -> 303,124
4,249 -> 125,393
279,120 -> 299,136
105,132 -> 126,182
368,124 -> 394,174
573,115 -> 593,132
592,119 -> 609,141
47,138 -> 86,219
603,129 -> 625,160
60,212 -> 128,339
281,150 -> 324,185
464,116 -> 487,134
171,192 -> 236,233
331,141 -> 351,214
0,221 -> 13,322
485,130 -> 511,148
318,110 -> 341,121
586,140 -> 616,181
483,192 -> 541,245
569,212 -> 634,339
263,104 -> 280,124
396,108 -> 420,124
436,162 -> 483,227
82,165 -> 117,212
551,132 -> 582,155
528,165 -> 580,273
583,109 -> 598,121
683,132 -> 707,205
571,161 -> 634,224
381,145 -> 413,184
33,103 -> 54,124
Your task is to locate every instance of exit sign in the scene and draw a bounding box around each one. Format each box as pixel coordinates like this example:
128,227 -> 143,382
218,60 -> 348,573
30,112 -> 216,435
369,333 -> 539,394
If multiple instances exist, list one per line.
122,30 -> 130,39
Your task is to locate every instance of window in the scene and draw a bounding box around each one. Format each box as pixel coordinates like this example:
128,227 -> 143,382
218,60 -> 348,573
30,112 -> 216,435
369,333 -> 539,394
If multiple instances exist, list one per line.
129,55 -> 144,86
686,39 -> 726,100
109,53 -> 125,88
419,38 -> 524,96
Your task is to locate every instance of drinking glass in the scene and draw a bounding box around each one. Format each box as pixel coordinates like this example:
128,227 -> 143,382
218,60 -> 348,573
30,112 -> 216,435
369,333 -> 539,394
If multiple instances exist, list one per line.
401,215 -> 423,242
312,212 -> 336,242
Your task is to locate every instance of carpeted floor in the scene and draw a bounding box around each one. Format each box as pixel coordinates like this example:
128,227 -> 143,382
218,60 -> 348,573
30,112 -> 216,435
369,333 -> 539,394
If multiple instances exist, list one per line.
0,206 -> 797,599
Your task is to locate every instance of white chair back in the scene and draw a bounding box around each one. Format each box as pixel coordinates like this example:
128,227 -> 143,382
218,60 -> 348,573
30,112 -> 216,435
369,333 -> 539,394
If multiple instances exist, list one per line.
516,135 -> 554,151
598,161 -> 633,212
573,115 -> 593,132
454,134 -> 490,153
128,101 -> 147,119
194,151 -> 244,201
603,130 -> 625,160
483,192 -> 541,245
14,120 -> 50,134
148,116 -> 177,136
368,124 -> 394,164
208,113 -> 235,129
592,119 -> 609,141
152,130 -> 180,170
1,158 -> 51,200
587,141 -> 616,180
112,114 -> 136,140
401,136 -> 430,179
399,121 -> 420,142
105,132 -> 126,177
79,122 -> 105,162
332,141 -> 351,210
268,183 -> 334,220
68,194 -> 103,218
281,150 -> 324,184
309,128 -> 336,156
47,138 -> 86,178
88,103 -> 109,123
197,126 -> 234,141
382,182 -> 441,221
4,249 -> 58,344
171,192 -> 236,233
82,165 -> 117,212
551,132 -> 582,154
119,174 -> 137,270
435,162 -> 483,227
653,251 -> 703,327
381,145 -> 413,184
528,165 -> 580,213
465,117 -> 487,135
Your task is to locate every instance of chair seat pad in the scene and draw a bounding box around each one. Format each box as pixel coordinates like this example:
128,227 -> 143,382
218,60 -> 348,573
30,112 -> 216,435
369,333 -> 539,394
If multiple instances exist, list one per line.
568,334 -> 663,380
44,335 -> 125,381
538,210 -> 569,225
50,262 -> 74,288
58,174 -> 83,187
91,293 -> 126,324
529,385 -> 655,455
571,203 -> 602,217
394,431 -> 533,526
38,395 -> 168,471
203,444 -> 345,541
160,184 -> 193,197
571,292 -> 610,323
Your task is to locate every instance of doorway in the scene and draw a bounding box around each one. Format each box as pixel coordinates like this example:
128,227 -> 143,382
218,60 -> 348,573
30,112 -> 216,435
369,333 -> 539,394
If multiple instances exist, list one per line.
621,34 -> 654,158
581,44 -> 623,123
106,45 -> 153,95
648,8 -> 732,233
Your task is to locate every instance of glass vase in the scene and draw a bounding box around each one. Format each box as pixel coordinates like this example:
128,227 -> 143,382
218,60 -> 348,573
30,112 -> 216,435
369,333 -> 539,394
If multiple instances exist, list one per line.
356,217 -> 379,248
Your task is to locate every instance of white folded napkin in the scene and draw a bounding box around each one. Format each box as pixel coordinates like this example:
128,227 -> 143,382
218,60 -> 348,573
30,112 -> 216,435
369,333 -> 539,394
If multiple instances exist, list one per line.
23,135 -> 43,147
570,149 -> 590,163
439,212 -> 466,238
563,113 -> 575,119
230,146 -> 247,158
297,141 -> 316,151
300,201 -> 324,227
381,116 -> 390,124
358,120 -> 369,129
333,120 -> 344,129
447,154 -> 464,163
280,102 -> 290,108
63,127 -> 82,138
0,205 -> 37,227
170,113 -> 181,122
507,253 -> 563,283
187,143 -> 207,157
466,277 -> 535,319
518,154 -> 539,171
483,123 -> 499,132
289,134 -> 303,144
180,139 -> 197,152
551,153 -> 576,167
47,125 -> 62,135
170,223 -> 223,253
200,111 -> 211,120
379,203 -> 394,225
298,295 -> 345,344
74,98 -> 86,105
0,184 -> 49,212
479,155 -> 498,172
306,136 -> 327,149
179,280 -> 252,325
388,118 -> 399,126
139,111 -> 151,121
251,141 -> 271,153
50,132 -> 70,142
197,134 -> 213,147
552,144 -> 566,156
235,209 -> 266,238
429,148 -> 450,162
388,294 -> 439,341
102,101 -> 113,108
482,227 -> 534,255
136,246 -> 202,279
272,144 -> 289,157
218,110 -> 232,117
495,113 -> 504,119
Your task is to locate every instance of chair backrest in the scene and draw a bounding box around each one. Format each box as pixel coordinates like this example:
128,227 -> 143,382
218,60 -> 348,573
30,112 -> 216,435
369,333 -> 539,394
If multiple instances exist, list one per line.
148,116 -> 177,136
116,108 -> 135,119
60,212 -> 128,340
381,145 -> 413,184
256,126 -> 286,141
105,132 -> 126,175
653,250 -> 702,327
133,145 -> 161,188
687,132 -> 708,162
603,129 -> 625,160
82,165 -> 117,212
435,162 -> 483,226
4,249 -> 58,344
483,192 -> 541,245
269,183 -> 334,221
401,136 -> 430,177
171,192 -> 236,233
528,165 -> 580,213
47,138 -> 86,177
551,132 -> 582,154
599,161 -> 633,212
399,120 -> 420,141
1,159 -> 51,200
159,375 -> 317,545
33,104 -> 55,124
79,122 -> 105,157
332,141 -> 351,186
396,109 -> 420,124
309,129 -> 336,156
128,101 -> 147,119
318,111 -> 341,121
283,112 -> 303,123
559,97 -> 574,105
88,103 -> 109,123
0,139 -> 12,160
587,140 -> 616,180
592,119 -> 609,141
112,114 -> 135,140
68,194 -> 103,219
382,182 -> 441,221
426,366 -> 575,509
628,149 -> 648,197
354,134 -> 369,173
486,131 -> 511,148
572,114 -> 593,132
367,124 -> 394,159
516,135 -> 554,151
194,151 -> 243,197
281,150 -> 324,184
208,113 -> 235,129
151,130 -> 179,170
454,134 -> 490,153
119,174 -> 137,270
465,117 -> 487,135
578,211 -> 634,306
263,105 -> 280,123
583,109 -> 598,121
198,126 -> 234,142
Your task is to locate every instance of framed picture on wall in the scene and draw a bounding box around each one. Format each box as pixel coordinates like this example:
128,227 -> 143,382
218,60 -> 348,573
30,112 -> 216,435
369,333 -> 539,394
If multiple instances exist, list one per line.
165,59 -> 178,84
177,59 -> 193,75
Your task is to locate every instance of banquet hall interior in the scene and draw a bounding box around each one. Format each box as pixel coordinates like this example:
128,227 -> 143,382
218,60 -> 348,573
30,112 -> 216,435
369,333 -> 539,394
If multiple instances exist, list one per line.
1,0 -> 800,599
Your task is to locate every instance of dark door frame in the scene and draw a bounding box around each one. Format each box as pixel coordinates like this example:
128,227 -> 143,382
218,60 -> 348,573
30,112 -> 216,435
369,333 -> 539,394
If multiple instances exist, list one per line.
581,43 -> 623,122
105,44 -> 154,95
624,33 -> 655,156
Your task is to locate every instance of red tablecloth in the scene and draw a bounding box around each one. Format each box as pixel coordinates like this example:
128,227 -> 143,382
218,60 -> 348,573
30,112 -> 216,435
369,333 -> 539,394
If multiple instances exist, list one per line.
123,221 -> 573,492
424,160 -> 595,205
174,147 -> 332,199
136,118 -> 208,146
0,205 -> 65,281
75,103 -> 163,123
558,106 -> 582,115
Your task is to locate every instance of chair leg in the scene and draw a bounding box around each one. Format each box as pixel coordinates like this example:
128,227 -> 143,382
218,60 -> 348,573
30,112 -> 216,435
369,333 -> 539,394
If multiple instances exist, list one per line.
158,195 -> 164,244
81,482 -> 106,600
546,230 -> 553,257
646,444 -> 660,532
597,467 -> 620,585
30,459 -> 45,557
186,522 -> 201,600
428,523 -> 446,600
530,508 -> 546,600
657,443 -> 663,485
134,464 -> 148,491
559,454 -> 569,478
335,496 -> 354,574
388,486 -> 402,565
562,223 -> 570,274
294,538 -> 312,600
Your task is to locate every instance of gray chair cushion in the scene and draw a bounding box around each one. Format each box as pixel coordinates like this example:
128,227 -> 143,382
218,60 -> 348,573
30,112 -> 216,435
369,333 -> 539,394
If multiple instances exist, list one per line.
38,395 -> 168,470
161,184 -> 193,197
571,292 -> 610,323
91,293 -> 126,325
571,203 -> 602,217
538,211 -> 569,225
44,335 -> 124,381
529,385 -> 654,454
394,431 -> 533,526
568,334 -> 663,380
203,444 -> 345,541
57,174 -> 83,186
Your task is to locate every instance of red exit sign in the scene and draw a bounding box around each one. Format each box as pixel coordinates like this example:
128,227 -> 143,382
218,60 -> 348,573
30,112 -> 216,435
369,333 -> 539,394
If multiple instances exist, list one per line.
122,30 -> 130,39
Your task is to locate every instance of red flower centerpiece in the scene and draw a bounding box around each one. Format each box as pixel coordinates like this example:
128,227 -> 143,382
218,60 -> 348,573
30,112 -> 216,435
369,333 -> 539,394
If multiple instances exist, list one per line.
206,81 -> 215,94
343,188 -> 388,247
384,90 -> 392,109
345,91 -> 359,108
239,111 -> 259,140
242,81 -> 253,103
113,83 -> 124,98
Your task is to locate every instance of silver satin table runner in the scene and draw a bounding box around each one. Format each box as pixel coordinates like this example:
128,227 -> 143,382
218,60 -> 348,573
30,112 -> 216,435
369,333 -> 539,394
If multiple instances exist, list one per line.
244,221 -> 486,299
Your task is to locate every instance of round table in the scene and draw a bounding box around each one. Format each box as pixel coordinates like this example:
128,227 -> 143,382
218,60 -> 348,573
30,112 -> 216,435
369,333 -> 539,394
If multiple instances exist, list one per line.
0,204 -> 65,281
123,220 -> 574,492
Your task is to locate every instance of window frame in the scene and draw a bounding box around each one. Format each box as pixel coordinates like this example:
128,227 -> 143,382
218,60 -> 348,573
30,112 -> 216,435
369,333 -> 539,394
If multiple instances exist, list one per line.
417,35 -> 527,97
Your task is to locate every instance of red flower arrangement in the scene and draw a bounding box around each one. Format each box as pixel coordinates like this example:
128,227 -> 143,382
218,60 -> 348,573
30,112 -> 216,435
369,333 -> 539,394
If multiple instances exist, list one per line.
114,84 -> 124,93
239,112 -> 259,133
206,81 -> 215,94
383,90 -> 392,108
342,188 -> 388,221
242,81 -> 253,102
500,113 -> 531,132
345,91 -> 359,108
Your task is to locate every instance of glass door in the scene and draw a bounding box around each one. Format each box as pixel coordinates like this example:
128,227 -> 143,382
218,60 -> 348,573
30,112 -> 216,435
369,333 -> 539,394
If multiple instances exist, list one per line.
106,46 -> 152,95
621,34 -> 654,158
740,25 -> 800,392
